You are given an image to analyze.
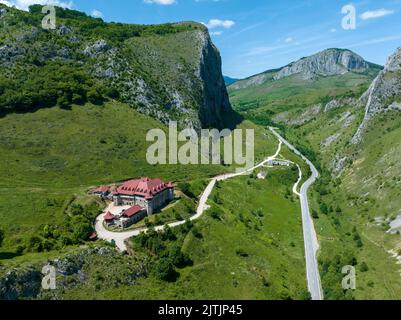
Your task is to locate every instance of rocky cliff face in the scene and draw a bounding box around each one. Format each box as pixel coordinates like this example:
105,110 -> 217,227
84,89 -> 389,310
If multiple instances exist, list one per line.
196,30 -> 232,129
351,47 -> 401,144
274,49 -> 369,80
0,5 -> 233,130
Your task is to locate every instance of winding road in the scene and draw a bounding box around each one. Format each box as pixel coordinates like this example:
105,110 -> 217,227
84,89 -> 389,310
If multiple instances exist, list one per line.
269,127 -> 323,301
95,128 -> 323,300
95,140 -> 282,252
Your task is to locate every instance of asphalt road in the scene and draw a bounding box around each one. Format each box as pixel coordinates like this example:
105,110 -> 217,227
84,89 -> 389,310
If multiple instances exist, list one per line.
269,127 -> 323,301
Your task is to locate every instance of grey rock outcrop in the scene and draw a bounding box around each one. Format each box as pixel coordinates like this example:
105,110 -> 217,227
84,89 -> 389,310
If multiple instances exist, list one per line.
84,39 -> 111,58
351,47 -> 401,144
274,49 -> 368,81
0,267 -> 42,300
324,97 -> 359,112
229,73 -> 269,90
195,30 -> 232,129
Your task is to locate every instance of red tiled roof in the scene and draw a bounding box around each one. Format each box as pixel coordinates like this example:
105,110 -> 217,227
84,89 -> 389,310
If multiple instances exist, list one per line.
93,185 -> 110,193
104,211 -> 115,221
89,232 -> 98,240
122,205 -> 144,218
114,177 -> 173,200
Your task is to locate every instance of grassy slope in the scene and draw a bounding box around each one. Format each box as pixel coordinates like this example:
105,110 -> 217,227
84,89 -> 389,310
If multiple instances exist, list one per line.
58,168 -> 308,300
228,65 -> 401,299
0,102 -> 225,257
228,71 -> 378,124
0,99 -> 311,299
284,107 -> 401,300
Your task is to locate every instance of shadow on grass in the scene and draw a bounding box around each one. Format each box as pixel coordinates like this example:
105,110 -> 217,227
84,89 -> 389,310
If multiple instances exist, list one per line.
0,251 -> 22,260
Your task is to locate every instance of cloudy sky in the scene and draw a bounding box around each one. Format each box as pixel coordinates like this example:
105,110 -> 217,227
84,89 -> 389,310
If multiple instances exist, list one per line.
2,0 -> 401,78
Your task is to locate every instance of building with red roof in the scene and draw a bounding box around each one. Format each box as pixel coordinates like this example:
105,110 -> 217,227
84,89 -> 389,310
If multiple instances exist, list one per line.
104,211 -> 115,221
103,211 -> 116,226
113,177 -> 174,215
92,185 -> 110,197
115,205 -> 147,229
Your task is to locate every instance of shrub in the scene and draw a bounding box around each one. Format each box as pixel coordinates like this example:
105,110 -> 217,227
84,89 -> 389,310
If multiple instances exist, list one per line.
87,88 -> 104,105
360,262 -> 369,272
235,248 -> 249,257
169,245 -> 192,268
154,258 -> 177,282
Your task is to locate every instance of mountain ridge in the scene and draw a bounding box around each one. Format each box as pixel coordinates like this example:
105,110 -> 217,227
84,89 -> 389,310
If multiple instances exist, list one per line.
0,4 -> 234,130
229,48 -> 382,91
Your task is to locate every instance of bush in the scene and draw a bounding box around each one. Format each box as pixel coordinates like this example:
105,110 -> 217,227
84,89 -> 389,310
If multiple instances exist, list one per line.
178,182 -> 195,198
154,258 -> 178,282
169,245 -> 192,268
87,88 -> 105,105
360,262 -> 369,272
235,248 -> 249,257
312,210 -> 319,219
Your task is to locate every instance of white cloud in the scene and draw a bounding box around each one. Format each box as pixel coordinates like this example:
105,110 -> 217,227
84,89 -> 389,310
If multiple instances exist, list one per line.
284,37 -> 293,43
91,9 -> 103,18
360,9 -> 394,20
329,28 -> 337,33
0,0 -> 73,11
144,0 -> 176,5
203,19 -> 235,29
348,35 -> 401,48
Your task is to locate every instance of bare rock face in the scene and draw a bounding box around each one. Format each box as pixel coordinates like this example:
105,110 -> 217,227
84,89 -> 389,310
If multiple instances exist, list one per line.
83,39 -> 111,58
195,30 -> 232,129
351,47 -> 401,144
274,49 -> 368,81
324,97 -> 359,112
229,73 -> 269,90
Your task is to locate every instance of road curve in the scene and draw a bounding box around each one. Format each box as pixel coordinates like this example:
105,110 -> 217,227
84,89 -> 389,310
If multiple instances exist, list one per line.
269,127 -> 323,301
95,141 -> 282,251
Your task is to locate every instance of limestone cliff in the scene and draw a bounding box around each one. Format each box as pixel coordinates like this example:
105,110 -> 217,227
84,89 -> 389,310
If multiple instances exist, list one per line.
0,5 -> 233,130
351,47 -> 401,144
274,48 -> 369,81
195,30 -> 232,129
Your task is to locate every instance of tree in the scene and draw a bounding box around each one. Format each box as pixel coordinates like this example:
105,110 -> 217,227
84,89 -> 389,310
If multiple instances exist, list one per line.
169,244 -> 192,268
154,259 -> 177,281
87,88 -> 104,105
320,203 -> 329,215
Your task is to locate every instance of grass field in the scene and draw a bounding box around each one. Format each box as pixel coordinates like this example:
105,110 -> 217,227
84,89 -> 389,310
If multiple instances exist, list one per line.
56,167 -> 309,300
0,101 -> 275,267
0,102 -> 224,259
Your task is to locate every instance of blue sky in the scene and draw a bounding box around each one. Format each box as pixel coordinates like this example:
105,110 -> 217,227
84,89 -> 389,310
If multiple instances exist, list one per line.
3,0 -> 401,78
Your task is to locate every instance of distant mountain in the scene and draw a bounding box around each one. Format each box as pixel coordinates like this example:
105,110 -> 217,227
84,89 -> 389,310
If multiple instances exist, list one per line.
229,49 -> 382,91
227,49 -> 382,127
223,76 -> 239,86
273,48 -> 371,81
